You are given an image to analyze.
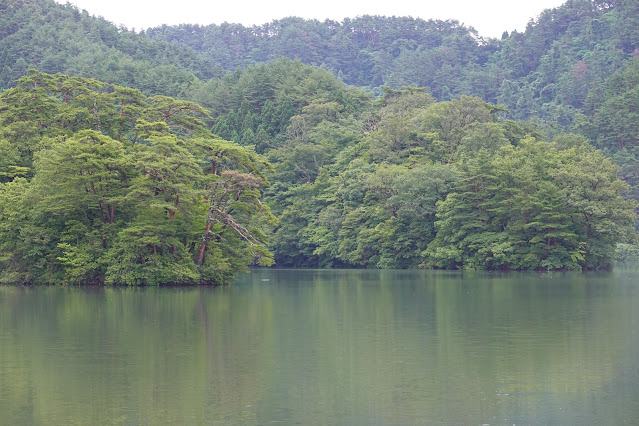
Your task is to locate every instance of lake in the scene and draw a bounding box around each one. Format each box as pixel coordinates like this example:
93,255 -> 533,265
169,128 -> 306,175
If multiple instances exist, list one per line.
2,268 -> 639,424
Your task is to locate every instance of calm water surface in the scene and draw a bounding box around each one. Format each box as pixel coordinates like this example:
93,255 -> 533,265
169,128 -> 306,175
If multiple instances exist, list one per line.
2,269 -> 639,424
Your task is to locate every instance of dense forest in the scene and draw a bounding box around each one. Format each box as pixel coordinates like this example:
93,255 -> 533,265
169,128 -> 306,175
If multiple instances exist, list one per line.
0,71 -> 275,284
1,0 -> 639,284
4,0 -> 639,123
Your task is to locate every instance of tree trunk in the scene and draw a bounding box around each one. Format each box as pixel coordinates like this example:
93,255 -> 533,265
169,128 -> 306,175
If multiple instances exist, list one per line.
197,222 -> 212,267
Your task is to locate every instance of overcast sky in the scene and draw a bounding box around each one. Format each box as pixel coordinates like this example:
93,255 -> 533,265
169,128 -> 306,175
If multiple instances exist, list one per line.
57,0 -> 568,39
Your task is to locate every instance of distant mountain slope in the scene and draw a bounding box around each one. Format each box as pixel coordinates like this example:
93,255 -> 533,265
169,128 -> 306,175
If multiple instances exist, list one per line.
0,0 -> 212,96
145,0 -> 638,124
1,0 -> 638,126
145,16 -> 486,91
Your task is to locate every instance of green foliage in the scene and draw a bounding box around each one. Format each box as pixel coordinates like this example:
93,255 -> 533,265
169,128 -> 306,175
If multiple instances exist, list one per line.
142,0 -> 639,128
251,74 -> 637,271
0,0 -> 210,96
2,0 -> 639,278
616,242 -> 639,263
424,139 -> 637,271
4,0 -> 639,138
0,71 -> 273,285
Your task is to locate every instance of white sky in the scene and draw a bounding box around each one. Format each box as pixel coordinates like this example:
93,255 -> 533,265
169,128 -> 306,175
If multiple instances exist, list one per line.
57,0 -> 568,39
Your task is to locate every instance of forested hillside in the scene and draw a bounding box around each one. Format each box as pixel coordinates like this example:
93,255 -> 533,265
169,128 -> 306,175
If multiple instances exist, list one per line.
193,61 -> 634,270
1,67 -> 636,283
0,0 -> 212,96
147,0 -> 639,126
3,0 -> 639,126
1,0 -> 639,283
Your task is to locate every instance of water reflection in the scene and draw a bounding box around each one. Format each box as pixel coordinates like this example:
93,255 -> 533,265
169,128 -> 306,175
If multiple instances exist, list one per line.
1,269 -> 639,423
